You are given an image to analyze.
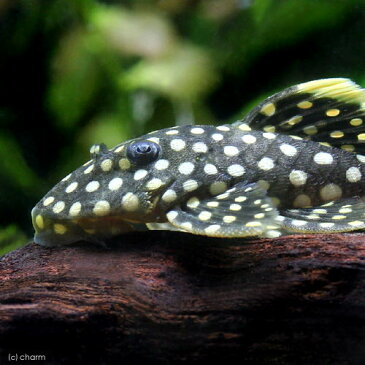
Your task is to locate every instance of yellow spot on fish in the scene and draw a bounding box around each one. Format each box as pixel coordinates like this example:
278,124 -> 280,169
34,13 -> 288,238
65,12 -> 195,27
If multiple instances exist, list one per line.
297,100 -> 313,109
293,194 -> 311,208
209,181 -> 227,196
54,223 -> 67,235
283,115 -> 303,126
350,118 -> 363,126
303,125 -> 318,135
35,215 -> 44,230
357,133 -> 365,141
263,125 -> 276,132
101,159 -> 113,172
326,108 -> 340,117
330,131 -> 344,138
341,145 -> 355,152
119,158 -> 131,170
114,145 -> 124,153
238,123 -> 251,131
260,102 -> 276,116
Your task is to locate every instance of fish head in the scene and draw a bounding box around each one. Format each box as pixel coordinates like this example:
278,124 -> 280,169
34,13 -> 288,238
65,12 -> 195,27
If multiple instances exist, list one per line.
31,125 -> 219,246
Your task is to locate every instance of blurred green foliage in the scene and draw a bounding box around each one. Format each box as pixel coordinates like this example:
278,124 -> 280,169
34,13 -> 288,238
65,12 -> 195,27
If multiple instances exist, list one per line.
1,0 -> 365,254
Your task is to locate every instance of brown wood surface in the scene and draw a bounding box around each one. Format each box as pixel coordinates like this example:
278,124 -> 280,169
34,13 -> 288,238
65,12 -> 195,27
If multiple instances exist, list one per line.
0,231 -> 365,364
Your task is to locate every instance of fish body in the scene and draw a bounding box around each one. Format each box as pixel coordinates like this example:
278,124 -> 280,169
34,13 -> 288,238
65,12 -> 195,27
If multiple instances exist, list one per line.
31,78 -> 365,246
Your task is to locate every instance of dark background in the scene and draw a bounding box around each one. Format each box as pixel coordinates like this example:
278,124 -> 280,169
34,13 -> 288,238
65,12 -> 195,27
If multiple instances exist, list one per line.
1,0 -> 365,254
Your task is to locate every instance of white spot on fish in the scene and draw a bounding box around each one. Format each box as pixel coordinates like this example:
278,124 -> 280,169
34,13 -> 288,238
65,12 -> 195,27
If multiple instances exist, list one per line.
69,202 -> 82,217
108,177 -> 123,191
224,146 -> 239,157
183,179 -> 199,192
346,167 -> 361,183
211,133 -> 224,141
205,224 -> 221,234
178,162 -> 195,175
53,201 -> 65,214
85,181 -> 100,192
134,169 -> 148,180
227,164 -> 245,177
289,170 -> 307,186
84,165 -> 94,174
65,182 -> 78,193
154,159 -> 170,170
257,157 -> 275,171
43,196 -> 55,206
162,189 -> 177,203
93,200 -> 110,216
170,139 -> 186,151
146,178 -> 163,191
313,152 -> 333,165
186,197 -> 200,208
167,210 -> 178,221
192,142 -> 208,153
241,134 -> 256,144
198,211 -> 212,221
280,144 -> 297,157
122,192 -> 139,211
320,183 -> 342,201
101,159 -> 113,172
191,127 -> 205,135
216,126 -> 230,131
204,164 -> 218,175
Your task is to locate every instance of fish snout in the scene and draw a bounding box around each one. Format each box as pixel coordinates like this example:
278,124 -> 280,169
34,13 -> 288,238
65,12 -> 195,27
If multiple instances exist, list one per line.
31,206 -> 86,246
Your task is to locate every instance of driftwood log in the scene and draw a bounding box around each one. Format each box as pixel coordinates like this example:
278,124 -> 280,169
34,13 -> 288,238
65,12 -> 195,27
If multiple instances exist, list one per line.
0,231 -> 365,364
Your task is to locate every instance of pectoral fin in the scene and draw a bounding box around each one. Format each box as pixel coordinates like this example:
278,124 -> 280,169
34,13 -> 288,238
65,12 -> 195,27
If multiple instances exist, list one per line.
165,182 -> 281,238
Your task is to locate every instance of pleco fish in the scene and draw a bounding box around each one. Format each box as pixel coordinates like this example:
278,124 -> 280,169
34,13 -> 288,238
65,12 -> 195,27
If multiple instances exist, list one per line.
32,78 -> 365,246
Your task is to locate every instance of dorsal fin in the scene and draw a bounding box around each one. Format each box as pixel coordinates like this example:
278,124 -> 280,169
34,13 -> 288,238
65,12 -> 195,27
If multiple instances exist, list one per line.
234,78 -> 365,153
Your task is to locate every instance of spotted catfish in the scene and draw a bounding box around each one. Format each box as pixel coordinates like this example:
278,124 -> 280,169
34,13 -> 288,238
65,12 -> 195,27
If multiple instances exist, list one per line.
32,78 -> 365,246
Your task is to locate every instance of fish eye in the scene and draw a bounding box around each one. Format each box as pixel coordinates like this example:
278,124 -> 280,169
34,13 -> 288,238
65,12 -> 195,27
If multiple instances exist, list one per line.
126,141 -> 160,166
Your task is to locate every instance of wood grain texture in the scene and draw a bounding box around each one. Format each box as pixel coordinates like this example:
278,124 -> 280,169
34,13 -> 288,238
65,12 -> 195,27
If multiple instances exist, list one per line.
1,231 -> 365,364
